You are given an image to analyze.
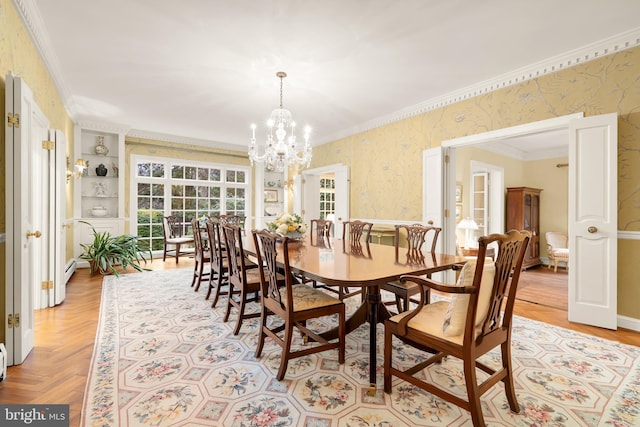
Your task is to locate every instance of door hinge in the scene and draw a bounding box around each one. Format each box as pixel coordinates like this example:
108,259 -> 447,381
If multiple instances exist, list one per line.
42,140 -> 55,150
444,154 -> 450,164
7,112 -> 20,128
41,280 -> 54,290
444,208 -> 449,218
8,313 -> 19,328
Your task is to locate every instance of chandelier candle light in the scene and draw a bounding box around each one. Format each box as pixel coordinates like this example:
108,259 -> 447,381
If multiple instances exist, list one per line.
249,72 -> 312,172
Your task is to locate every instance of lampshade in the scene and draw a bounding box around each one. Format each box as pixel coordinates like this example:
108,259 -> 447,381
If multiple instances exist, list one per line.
457,218 -> 479,248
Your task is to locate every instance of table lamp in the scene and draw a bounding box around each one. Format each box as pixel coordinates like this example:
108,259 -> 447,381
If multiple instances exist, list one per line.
458,218 -> 479,248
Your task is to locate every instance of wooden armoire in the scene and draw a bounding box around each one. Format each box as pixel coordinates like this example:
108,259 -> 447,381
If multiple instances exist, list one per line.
506,187 -> 542,269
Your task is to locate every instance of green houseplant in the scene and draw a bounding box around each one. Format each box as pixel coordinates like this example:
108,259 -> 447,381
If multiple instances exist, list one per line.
79,221 -> 152,276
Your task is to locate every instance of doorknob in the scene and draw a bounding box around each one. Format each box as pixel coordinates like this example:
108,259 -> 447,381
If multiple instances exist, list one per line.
427,220 -> 434,225
26,230 -> 42,239
587,226 -> 598,233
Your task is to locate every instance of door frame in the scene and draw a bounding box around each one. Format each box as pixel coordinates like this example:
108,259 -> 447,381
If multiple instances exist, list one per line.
294,163 -> 349,236
441,113 -> 584,258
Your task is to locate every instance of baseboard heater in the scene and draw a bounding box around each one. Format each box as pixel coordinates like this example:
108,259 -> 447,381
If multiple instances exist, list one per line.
64,259 -> 77,285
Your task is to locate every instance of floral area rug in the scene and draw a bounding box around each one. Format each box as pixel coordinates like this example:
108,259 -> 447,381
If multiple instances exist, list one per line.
82,269 -> 640,426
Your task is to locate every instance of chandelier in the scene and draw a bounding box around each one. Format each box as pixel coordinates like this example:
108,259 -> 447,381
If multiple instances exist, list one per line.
249,71 -> 312,172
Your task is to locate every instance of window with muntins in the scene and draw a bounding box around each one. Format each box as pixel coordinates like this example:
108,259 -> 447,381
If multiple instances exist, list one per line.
133,157 -> 250,251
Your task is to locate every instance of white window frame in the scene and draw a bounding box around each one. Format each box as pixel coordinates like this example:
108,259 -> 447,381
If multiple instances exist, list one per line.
129,154 -> 252,247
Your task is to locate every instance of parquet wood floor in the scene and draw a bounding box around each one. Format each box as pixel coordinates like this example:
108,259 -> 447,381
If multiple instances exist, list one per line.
0,258 -> 637,427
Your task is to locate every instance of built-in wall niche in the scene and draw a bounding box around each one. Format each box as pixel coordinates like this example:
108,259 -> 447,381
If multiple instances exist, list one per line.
73,125 -> 126,263
79,130 -> 121,218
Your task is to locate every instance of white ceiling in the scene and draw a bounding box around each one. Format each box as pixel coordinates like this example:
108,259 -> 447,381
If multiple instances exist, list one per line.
22,0 -> 640,153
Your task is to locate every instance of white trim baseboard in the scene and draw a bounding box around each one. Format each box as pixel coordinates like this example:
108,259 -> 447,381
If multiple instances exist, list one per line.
617,315 -> 640,332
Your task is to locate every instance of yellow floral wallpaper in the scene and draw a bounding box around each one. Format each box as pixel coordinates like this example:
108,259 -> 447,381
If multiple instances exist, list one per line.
310,46 -> 640,319
311,47 -> 640,228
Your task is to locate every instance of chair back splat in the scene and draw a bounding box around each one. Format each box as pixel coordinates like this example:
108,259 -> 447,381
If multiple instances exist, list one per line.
161,215 -> 194,263
383,229 -> 531,427
382,224 -> 441,313
252,229 -> 345,381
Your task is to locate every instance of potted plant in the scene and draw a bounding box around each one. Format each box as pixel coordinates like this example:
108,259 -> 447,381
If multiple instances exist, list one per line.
79,221 -> 152,276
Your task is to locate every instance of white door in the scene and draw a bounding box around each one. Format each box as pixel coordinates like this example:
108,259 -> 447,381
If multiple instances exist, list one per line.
298,164 -> 349,236
5,74 -> 49,365
568,113 -> 617,329
423,147 -> 450,254
51,129 -> 67,306
332,165 -> 349,235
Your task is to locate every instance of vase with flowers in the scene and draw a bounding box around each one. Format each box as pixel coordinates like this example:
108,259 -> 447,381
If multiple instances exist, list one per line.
266,212 -> 307,241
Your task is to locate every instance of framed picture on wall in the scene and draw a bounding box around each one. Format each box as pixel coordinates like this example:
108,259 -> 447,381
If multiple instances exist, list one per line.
264,189 -> 278,202
455,204 -> 463,223
455,183 -> 463,203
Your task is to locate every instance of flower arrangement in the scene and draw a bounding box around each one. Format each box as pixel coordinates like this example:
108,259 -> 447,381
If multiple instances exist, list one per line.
266,213 -> 307,239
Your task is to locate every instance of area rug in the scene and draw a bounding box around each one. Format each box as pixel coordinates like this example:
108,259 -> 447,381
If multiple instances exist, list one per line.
82,269 -> 640,426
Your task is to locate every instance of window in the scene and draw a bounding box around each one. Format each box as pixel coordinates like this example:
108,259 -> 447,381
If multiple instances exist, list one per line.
470,172 -> 488,239
319,176 -> 335,219
132,157 -> 251,252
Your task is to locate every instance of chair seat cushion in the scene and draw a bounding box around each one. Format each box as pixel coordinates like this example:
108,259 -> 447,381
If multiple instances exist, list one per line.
287,285 -> 343,311
442,258 -> 495,337
551,248 -> 569,259
389,301 -> 464,345
167,237 -> 194,244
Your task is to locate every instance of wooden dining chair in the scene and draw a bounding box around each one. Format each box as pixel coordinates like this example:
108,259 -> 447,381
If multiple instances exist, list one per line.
190,219 -> 211,291
162,215 -> 194,263
381,224 -> 441,313
252,229 -> 345,380
205,220 -> 230,307
222,224 -> 271,335
310,218 -> 332,242
384,230 -> 531,427
312,220 -> 374,300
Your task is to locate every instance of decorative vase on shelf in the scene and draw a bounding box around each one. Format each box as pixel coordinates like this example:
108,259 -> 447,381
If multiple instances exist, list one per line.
95,136 -> 109,156
95,163 -> 108,176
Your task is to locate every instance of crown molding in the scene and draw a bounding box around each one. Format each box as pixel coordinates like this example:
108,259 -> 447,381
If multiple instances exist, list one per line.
126,129 -> 245,153
318,27 -> 640,145
75,120 -> 131,135
12,0 -> 77,116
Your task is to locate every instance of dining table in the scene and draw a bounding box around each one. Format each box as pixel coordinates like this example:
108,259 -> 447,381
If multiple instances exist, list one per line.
241,234 -> 467,393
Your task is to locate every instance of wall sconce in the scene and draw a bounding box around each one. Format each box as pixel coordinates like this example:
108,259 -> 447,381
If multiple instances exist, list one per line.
66,157 -> 87,183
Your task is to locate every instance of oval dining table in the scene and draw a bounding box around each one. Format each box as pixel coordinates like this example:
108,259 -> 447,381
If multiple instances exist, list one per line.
241,234 -> 467,393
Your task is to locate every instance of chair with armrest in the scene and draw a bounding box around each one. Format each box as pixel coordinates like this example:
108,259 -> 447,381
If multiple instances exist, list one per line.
162,216 -> 194,263
381,224 -> 441,313
252,229 -> 345,380
384,230 -> 531,427
546,231 -> 569,272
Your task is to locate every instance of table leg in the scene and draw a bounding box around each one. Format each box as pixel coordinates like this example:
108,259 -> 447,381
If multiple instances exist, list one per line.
366,285 -> 380,395
318,285 -> 391,394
